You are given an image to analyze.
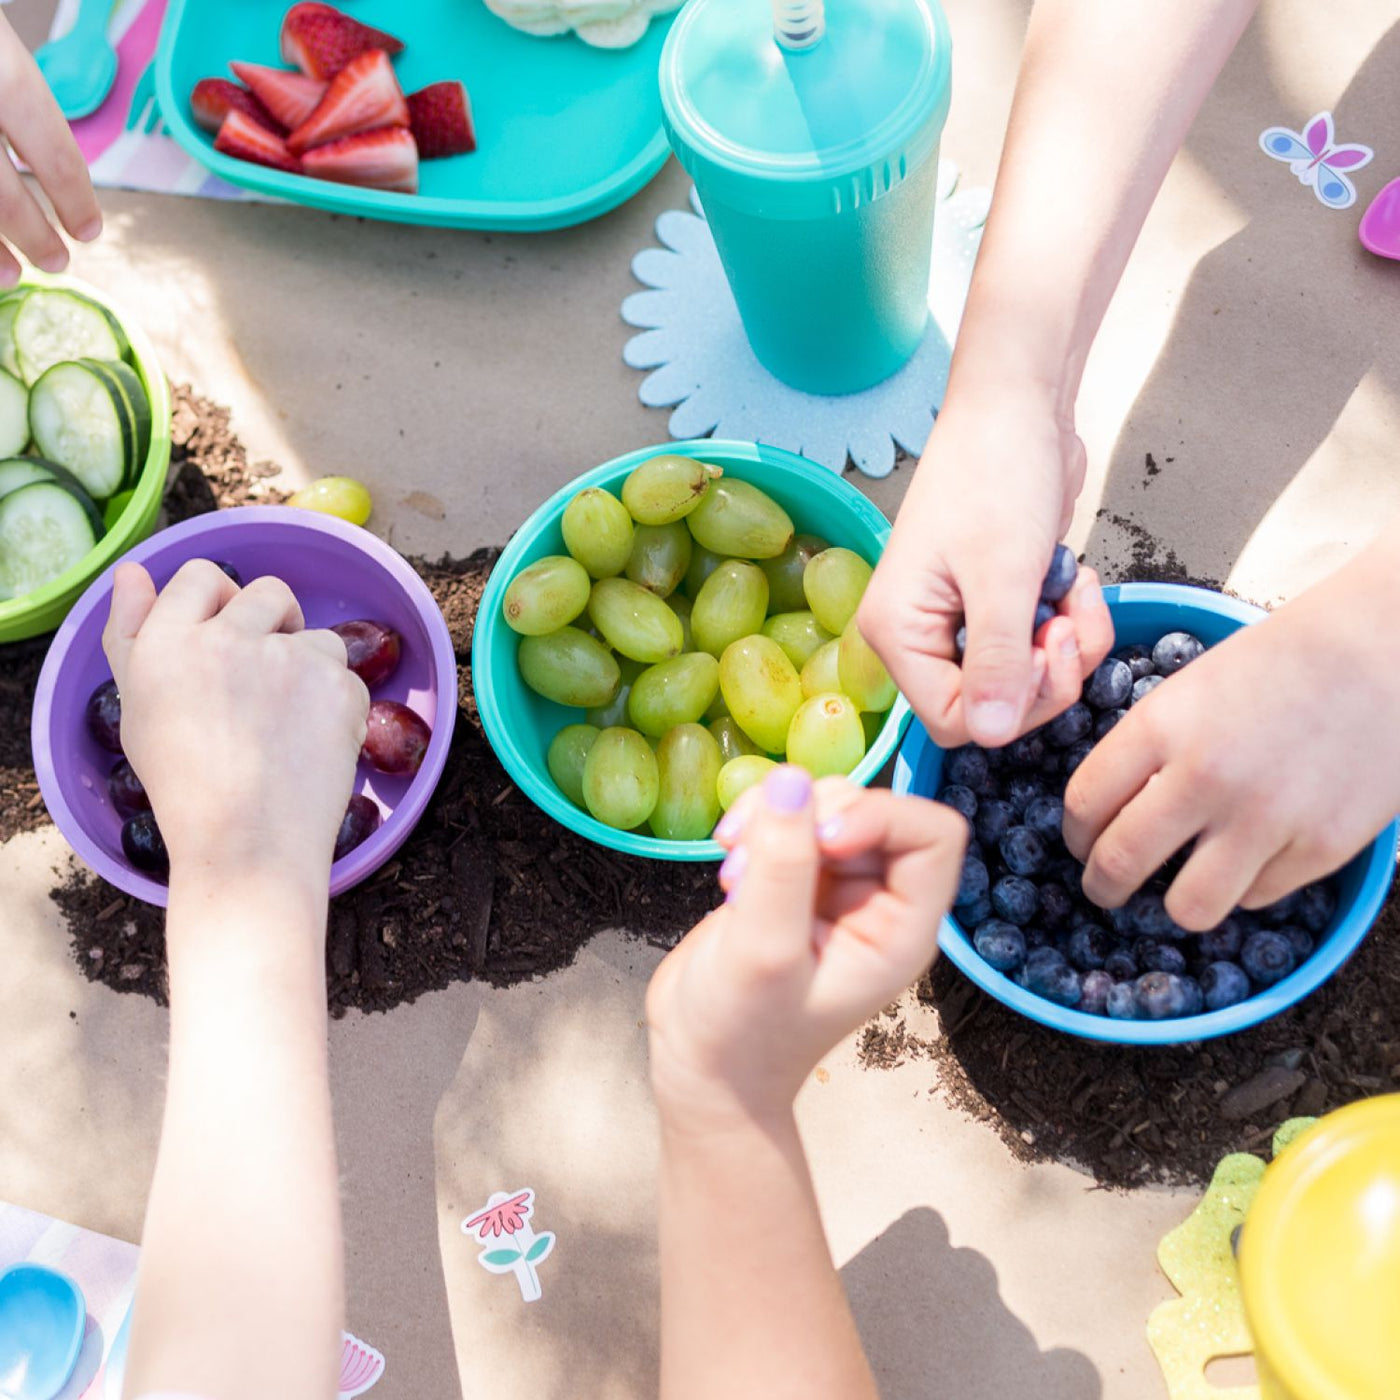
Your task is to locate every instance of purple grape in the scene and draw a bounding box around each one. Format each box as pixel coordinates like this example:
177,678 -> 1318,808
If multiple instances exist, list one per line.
85,679 -> 123,754
107,759 -> 150,819
333,620 -> 403,689
333,794 -> 382,861
121,810 -> 168,878
212,560 -> 244,585
361,701 -> 431,774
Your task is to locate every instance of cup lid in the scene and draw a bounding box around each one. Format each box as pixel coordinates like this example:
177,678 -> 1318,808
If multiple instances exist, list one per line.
659,0 -> 951,188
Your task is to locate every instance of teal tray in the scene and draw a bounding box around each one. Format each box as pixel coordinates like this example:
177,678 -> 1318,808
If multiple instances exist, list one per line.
155,0 -> 676,230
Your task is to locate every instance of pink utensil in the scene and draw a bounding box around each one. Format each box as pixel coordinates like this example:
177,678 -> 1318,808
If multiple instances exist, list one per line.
1359,176 -> 1400,260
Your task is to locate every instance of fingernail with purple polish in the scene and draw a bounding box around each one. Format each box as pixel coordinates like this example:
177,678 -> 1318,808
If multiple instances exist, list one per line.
764,765 -> 811,813
719,844 -> 747,890
715,809 -> 742,843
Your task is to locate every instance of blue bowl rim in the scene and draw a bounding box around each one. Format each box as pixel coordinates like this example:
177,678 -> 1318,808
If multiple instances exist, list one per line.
892,581 -> 1400,1045
0,1262 -> 86,1392
473,438 -> 913,862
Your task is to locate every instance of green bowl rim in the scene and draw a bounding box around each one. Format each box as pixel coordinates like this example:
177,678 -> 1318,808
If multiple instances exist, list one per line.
0,271 -> 171,637
472,438 -> 913,862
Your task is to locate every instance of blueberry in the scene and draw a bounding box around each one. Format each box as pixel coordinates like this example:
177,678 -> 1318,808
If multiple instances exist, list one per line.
958,895 -> 993,926
1038,881 -> 1074,928
1085,658 -> 1133,710
955,852 -> 990,908
1134,937 -> 1187,975
1200,961 -> 1252,1011
1295,882 -> 1337,935
992,875 -> 1040,926
211,560 -> 244,585
1131,675 -> 1165,705
1024,795 -> 1065,844
974,799 -> 1017,850
1040,543 -> 1078,603
938,784 -> 979,821
1033,600 -> 1056,634
954,624 -> 968,658
121,810 -> 169,878
1240,930 -> 1297,987
1152,632 -> 1205,675
1127,891 -> 1179,938
1066,923 -> 1114,971
1278,925 -> 1315,962
1134,971 -> 1202,1020
1115,643 -> 1156,681
1106,982 -> 1139,1019
974,920 -> 1027,973
1106,902 -> 1136,937
1004,776 -> 1045,816
1024,926 -> 1052,950
945,746 -> 990,790
1094,707 -> 1128,739
1000,826 -> 1048,877
1063,740 -> 1094,775
1199,916 -> 1245,963
1024,948 -> 1083,1007
1103,944 -> 1138,981
1079,969 -> 1114,1015
1258,891 -> 1301,926
1045,703 -> 1092,748
1004,734 -> 1046,770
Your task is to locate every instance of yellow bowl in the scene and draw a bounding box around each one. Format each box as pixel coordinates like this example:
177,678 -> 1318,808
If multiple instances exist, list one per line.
1240,1094 -> 1400,1400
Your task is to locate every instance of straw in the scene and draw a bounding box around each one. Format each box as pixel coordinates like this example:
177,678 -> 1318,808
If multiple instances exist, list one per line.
772,0 -> 825,49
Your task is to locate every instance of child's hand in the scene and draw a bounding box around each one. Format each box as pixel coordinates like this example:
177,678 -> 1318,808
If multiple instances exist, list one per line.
858,390 -> 1113,750
645,767 -> 966,1128
1064,551 -> 1400,930
102,561 -> 369,885
0,15 -> 103,283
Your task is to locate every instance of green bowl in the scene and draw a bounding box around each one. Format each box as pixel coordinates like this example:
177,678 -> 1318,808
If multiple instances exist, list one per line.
0,273 -> 171,644
473,439 -> 912,861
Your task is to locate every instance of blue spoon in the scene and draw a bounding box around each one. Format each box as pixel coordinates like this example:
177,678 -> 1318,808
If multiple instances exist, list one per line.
0,1264 -> 87,1400
35,0 -> 118,122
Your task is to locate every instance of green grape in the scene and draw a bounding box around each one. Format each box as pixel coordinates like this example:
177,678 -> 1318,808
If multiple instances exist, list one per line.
562,487 -> 634,578
652,723 -> 724,840
762,610 -> 834,670
717,754 -> 778,811
518,627 -> 620,708
587,682 -> 632,730
803,547 -> 873,634
709,715 -> 763,764
691,560 -> 769,656
837,619 -> 898,712
588,577 -> 685,663
800,637 -> 842,699
758,534 -> 829,614
628,653 -> 720,737
582,728 -> 660,830
719,635 -> 803,753
547,724 -> 600,807
621,454 -> 721,525
862,707 -> 889,749
687,478 -> 795,560
502,554 -> 592,636
785,693 -> 866,778
625,522 -> 692,596
666,592 -> 695,651
682,544 -> 725,598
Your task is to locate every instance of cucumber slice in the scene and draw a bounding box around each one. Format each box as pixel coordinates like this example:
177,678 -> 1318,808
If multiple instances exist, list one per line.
0,457 -> 54,498
0,367 -> 28,456
71,293 -> 132,363
0,480 -> 99,600
12,289 -> 123,385
81,359 -> 151,469
28,361 -> 131,499
0,292 -> 27,379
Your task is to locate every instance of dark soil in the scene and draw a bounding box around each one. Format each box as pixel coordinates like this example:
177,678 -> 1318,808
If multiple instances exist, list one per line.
8,385 -> 719,1015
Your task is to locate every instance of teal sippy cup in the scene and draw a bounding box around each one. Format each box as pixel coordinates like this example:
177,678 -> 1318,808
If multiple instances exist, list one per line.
658,0 -> 952,396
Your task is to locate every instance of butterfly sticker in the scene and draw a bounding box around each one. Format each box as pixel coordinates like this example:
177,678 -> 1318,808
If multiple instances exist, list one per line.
1259,111 -> 1374,209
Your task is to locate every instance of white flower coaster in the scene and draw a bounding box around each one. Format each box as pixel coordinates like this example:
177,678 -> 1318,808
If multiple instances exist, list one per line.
621,161 -> 990,478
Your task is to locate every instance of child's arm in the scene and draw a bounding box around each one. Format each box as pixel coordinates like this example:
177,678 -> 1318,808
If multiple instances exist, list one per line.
0,13 -> 103,280
1064,520 -> 1400,928
102,561 -> 368,1400
646,769 -> 966,1400
860,0 -> 1259,750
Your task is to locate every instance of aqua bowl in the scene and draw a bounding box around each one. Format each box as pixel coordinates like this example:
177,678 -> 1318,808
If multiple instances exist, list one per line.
474,439 -> 911,861
893,582 -> 1400,1045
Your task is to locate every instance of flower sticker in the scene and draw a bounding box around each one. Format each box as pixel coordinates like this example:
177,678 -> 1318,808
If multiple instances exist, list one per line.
462,1187 -> 556,1303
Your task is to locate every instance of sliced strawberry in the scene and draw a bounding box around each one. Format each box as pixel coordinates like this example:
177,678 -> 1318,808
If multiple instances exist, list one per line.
191,78 -> 286,136
406,81 -> 475,159
288,49 -> 408,155
229,62 -> 327,131
214,110 -> 303,174
302,127 -> 418,193
280,2 -> 405,81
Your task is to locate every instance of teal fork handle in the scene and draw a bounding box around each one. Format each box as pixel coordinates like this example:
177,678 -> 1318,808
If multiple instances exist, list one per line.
124,62 -> 156,132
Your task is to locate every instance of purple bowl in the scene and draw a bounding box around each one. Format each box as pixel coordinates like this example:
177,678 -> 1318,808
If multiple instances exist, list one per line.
31,507 -> 457,906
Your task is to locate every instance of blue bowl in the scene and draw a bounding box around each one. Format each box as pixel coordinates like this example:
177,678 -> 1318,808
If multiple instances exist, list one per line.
892,582 -> 1400,1045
